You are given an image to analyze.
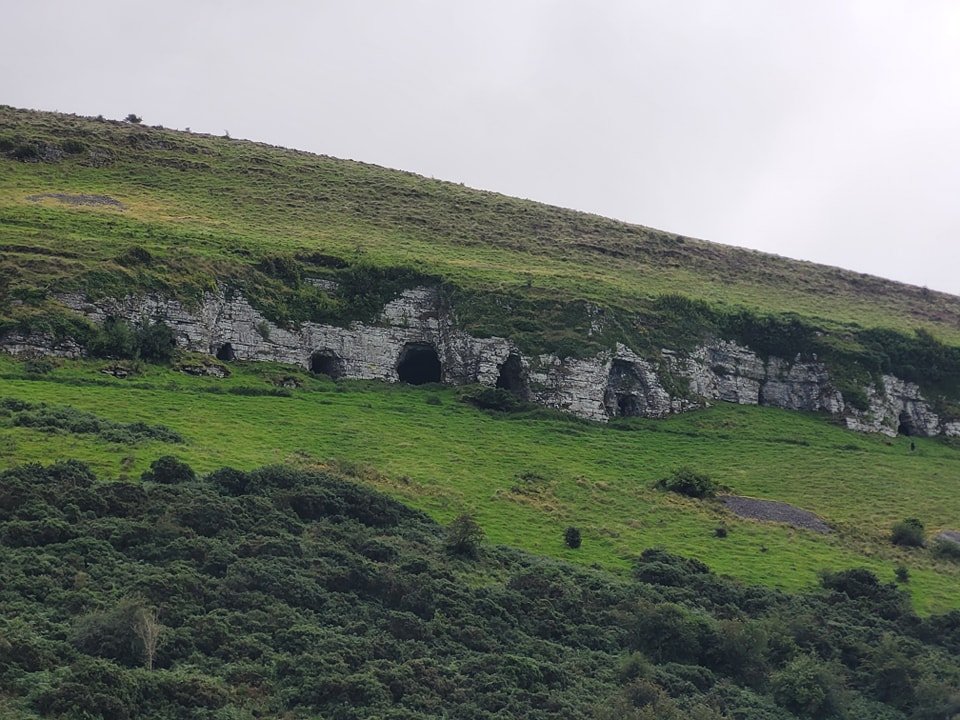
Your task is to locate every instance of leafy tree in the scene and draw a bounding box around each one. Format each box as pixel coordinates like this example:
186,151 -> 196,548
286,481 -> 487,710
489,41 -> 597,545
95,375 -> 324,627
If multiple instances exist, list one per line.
564,526 -> 582,549
445,513 -> 484,558
87,317 -> 138,359
136,319 -> 176,362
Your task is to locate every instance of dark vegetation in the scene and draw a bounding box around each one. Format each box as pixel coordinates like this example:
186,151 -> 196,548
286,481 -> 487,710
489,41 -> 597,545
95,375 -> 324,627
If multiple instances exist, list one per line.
891,518 -> 927,548
1,460 -> 959,719
1,397 -> 182,444
656,467 -> 721,499
86,317 -> 176,363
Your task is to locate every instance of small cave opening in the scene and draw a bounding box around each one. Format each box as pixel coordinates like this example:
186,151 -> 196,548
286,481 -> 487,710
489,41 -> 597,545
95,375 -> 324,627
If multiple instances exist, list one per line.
617,394 -> 642,417
897,411 -> 916,437
495,353 -> 527,397
605,359 -> 646,417
216,343 -> 236,362
310,350 -> 344,379
396,342 -> 442,385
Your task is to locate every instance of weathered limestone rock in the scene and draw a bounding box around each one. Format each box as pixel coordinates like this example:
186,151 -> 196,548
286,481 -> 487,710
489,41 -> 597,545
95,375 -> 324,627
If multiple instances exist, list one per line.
0,332 -> 84,358
842,375 -> 941,437
1,285 -> 950,437
55,286 -> 517,387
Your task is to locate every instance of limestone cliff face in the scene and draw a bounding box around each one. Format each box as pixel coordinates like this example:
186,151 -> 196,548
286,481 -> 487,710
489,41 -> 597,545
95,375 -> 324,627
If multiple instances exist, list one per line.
4,285 -> 956,437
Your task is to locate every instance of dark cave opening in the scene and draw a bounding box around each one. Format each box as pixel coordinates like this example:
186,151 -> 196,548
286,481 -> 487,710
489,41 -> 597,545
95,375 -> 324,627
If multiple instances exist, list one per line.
396,342 -> 442,385
216,343 -> 236,362
495,353 -> 527,397
310,350 -> 344,379
617,394 -> 642,417
897,411 -> 916,437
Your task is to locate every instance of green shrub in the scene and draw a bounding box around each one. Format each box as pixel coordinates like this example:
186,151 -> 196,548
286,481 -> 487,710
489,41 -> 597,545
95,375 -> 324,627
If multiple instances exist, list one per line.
23,358 -> 55,375
115,247 -> 153,266
87,317 -> 138,360
459,386 -> 524,412
60,138 -> 86,154
895,565 -> 910,583
771,655 -> 842,719
141,456 -> 196,484
136,319 -> 176,362
655,467 -> 719,498
891,518 -> 925,547
564,526 -> 582,549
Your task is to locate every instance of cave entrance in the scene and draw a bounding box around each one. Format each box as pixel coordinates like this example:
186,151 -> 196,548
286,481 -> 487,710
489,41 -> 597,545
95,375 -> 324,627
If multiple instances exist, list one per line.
495,353 -> 527,397
216,343 -> 236,362
605,359 -> 646,417
310,350 -> 344,379
396,342 -> 442,385
897,411 -> 916,437
617,394 -> 642,417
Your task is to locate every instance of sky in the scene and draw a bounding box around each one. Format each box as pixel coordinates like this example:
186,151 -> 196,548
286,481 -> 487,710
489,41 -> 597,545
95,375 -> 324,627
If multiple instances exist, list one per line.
4,1 -> 960,294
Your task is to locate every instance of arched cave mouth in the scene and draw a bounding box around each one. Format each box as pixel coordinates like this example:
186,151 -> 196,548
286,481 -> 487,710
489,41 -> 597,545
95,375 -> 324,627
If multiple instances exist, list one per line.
897,411 -> 916,437
310,350 -> 344,379
495,353 -> 527,397
396,342 -> 442,385
216,343 -> 236,362
605,359 -> 646,417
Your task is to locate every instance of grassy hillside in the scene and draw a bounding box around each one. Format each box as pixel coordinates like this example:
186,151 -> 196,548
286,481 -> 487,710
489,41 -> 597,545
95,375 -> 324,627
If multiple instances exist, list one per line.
4,106 -> 960,719
2,356 -> 959,615
2,105 -> 960,348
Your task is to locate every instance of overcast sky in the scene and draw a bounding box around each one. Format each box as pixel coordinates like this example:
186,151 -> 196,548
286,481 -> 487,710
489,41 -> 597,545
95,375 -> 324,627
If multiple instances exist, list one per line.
4,1 -> 960,294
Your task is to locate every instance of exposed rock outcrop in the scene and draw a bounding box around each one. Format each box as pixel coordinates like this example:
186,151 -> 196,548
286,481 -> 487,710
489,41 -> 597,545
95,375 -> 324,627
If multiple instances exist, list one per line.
3,285 -> 955,437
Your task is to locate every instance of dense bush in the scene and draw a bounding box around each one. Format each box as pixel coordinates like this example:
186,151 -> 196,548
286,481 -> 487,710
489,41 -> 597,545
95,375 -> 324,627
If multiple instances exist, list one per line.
86,317 -> 177,362
564,526 -> 582,549
656,467 -> 720,498
4,397 -> 182,444
0,460 -> 958,719
140,456 -> 196,484
890,518 -> 926,547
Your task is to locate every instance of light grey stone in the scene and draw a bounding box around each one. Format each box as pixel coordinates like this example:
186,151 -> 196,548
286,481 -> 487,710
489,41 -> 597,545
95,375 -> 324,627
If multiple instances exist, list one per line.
0,286 -> 948,437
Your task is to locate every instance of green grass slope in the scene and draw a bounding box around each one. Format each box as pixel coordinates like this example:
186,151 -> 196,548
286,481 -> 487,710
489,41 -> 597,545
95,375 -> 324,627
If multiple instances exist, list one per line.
2,356 -> 959,614
2,106 -> 960,617
2,105 -> 960,347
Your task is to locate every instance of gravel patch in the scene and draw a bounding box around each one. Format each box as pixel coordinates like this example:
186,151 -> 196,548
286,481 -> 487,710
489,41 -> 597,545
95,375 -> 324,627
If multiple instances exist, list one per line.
27,193 -> 124,209
937,530 -> 960,546
721,495 -> 832,533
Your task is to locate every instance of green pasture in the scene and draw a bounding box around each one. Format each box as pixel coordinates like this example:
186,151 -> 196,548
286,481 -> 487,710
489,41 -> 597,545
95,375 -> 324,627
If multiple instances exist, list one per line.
2,355 -> 958,613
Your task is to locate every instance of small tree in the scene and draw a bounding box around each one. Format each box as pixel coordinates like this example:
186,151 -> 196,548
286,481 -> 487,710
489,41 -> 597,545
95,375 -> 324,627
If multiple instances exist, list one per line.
564,526 -> 582,549
124,113 -> 142,124
445,514 -> 484,558
136,319 -> 176,362
132,605 -> 162,670
87,317 -> 138,360
891,518 -> 925,547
